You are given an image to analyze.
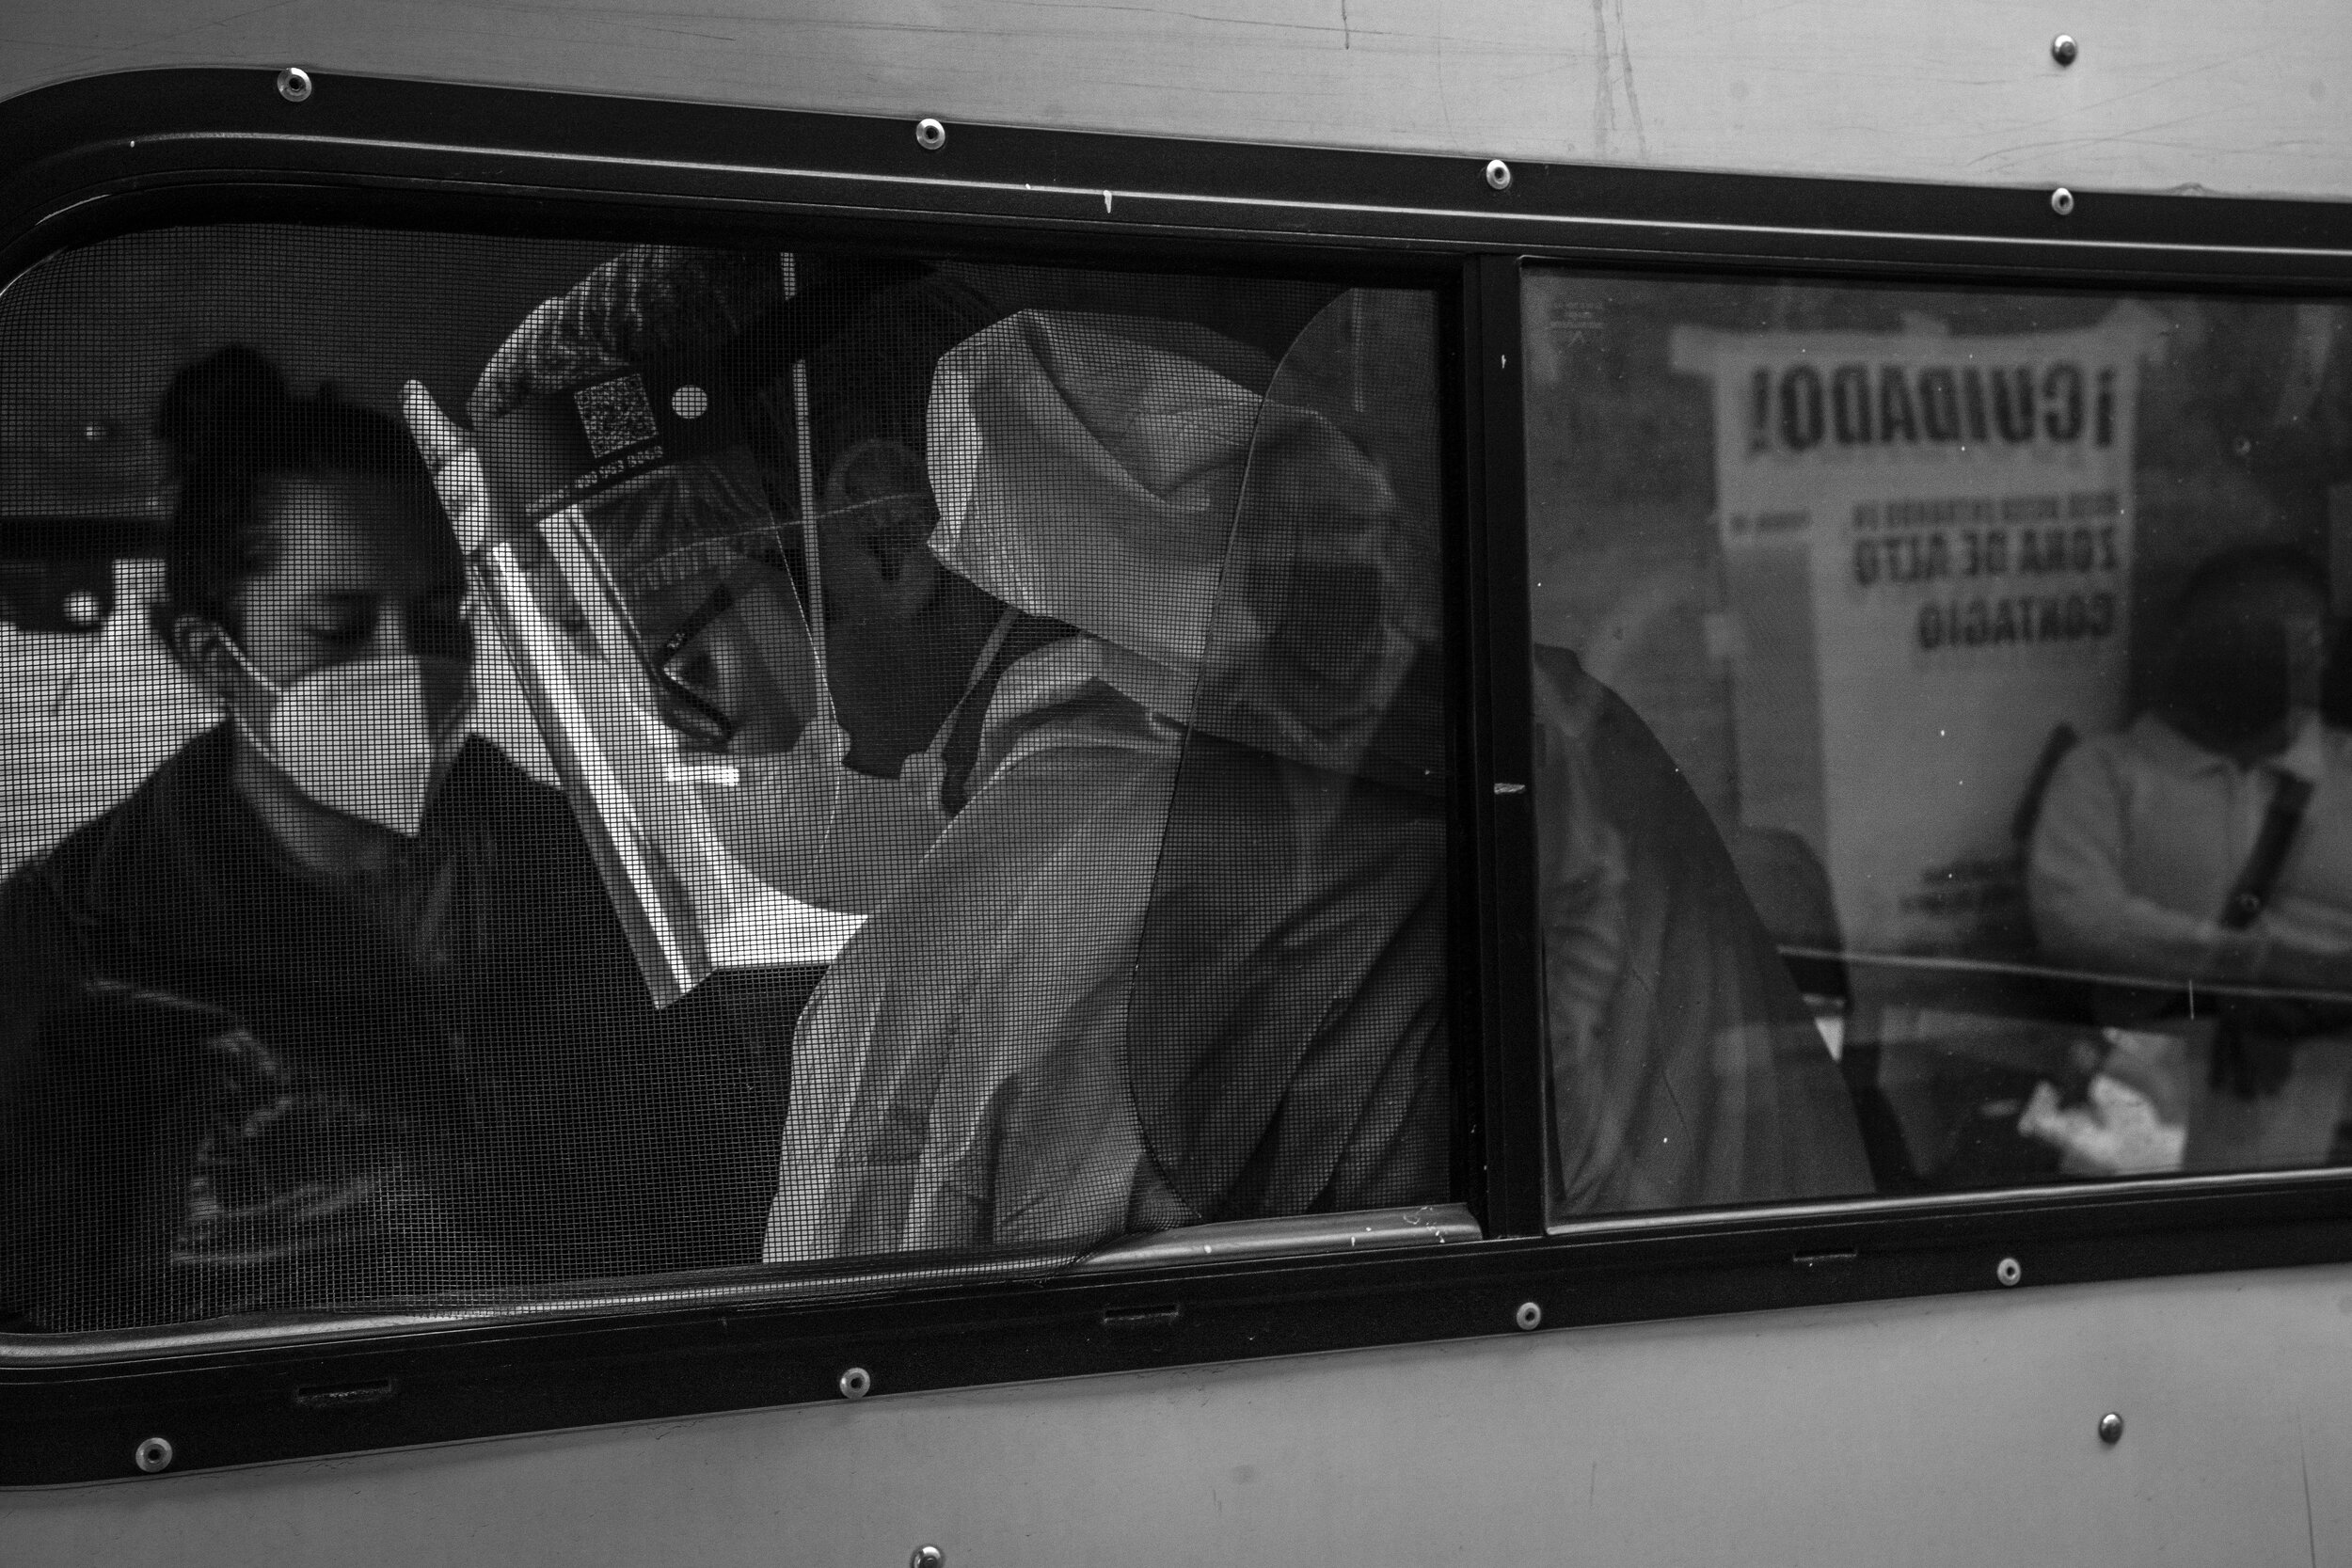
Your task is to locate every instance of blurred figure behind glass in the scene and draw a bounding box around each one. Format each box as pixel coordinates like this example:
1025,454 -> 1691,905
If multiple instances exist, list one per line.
2028,546 -> 2352,1170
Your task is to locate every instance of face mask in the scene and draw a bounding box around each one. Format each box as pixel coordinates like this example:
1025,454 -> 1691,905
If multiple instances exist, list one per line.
2166,618 -> 2315,755
224,640 -> 475,836
678,606 -> 1015,914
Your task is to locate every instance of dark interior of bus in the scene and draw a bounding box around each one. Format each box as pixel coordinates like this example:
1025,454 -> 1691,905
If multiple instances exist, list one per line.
6,218 -> 2350,1338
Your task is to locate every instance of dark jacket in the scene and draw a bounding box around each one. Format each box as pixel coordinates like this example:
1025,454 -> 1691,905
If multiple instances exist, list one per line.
0,726 -> 787,1331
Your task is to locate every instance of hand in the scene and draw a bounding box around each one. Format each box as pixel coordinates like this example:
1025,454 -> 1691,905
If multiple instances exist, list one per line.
195,1022 -> 295,1130
403,381 -> 498,554
189,1023 -> 389,1200
2018,1074 -> 2186,1176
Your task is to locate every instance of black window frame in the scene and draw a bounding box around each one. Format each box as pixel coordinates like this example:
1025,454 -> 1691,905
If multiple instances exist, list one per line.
4,67 -> 2352,1485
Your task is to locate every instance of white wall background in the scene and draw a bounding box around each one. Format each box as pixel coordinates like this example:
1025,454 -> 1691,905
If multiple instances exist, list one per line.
1,0 -> 2347,200
7,1264 -> 2352,1566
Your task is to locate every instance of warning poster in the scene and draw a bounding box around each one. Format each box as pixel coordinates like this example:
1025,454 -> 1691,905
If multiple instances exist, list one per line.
1674,318 -> 2153,954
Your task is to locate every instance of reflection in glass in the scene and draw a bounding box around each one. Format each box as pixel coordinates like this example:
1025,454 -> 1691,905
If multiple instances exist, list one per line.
1126,289 -> 1450,1226
1524,268 -> 2352,1203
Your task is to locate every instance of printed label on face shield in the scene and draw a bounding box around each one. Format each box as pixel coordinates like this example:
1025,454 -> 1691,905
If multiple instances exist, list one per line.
574,374 -> 661,457
478,354 -> 754,530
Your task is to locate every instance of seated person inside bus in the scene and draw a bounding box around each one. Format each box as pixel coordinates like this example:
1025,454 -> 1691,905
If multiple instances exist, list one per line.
0,345 -> 781,1331
2027,545 -> 2352,1171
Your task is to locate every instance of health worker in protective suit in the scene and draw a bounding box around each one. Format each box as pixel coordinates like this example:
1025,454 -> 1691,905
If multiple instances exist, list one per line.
768,290 -> 1468,1256
795,285 -> 1867,1240
406,250 -> 1025,995
413,246 -> 1865,1271
410,248 -> 1459,1260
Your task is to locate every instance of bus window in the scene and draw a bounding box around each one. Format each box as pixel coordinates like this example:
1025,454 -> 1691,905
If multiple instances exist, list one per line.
1523,267 -> 2352,1215
0,226 -> 1453,1335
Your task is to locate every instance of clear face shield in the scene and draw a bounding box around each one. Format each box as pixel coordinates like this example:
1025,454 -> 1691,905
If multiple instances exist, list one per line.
470,355 -> 867,1005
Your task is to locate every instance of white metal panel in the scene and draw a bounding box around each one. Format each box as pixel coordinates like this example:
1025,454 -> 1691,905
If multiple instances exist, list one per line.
1,0 -> 2348,200
7,1263 -> 2348,1566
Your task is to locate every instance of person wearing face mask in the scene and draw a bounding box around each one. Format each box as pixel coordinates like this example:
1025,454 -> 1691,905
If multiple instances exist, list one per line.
426,251 -> 1454,1261
2027,545 -> 2352,1168
0,345 -> 782,1330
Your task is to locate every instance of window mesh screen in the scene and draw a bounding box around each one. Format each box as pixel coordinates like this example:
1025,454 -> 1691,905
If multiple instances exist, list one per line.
0,229 -> 1450,1333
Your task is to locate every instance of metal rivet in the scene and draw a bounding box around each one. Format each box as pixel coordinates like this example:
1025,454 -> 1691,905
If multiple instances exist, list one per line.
839,1366 -> 872,1400
1484,158 -> 1513,191
671,385 -> 708,419
2051,34 -> 2078,66
1515,1300 -> 1542,1331
1995,1256 -> 2024,1287
2098,1412 -> 2124,1445
2050,187 -> 2075,217
276,67 -> 312,103
133,1435 -> 174,1474
911,1548 -> 946,1568
914,118 -> 946,151
63,590 -> 103,628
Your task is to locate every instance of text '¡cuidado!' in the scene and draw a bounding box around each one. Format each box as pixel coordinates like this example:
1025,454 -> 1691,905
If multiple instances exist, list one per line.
1745,360 -> 2120,456
1916,592 -> 2117,650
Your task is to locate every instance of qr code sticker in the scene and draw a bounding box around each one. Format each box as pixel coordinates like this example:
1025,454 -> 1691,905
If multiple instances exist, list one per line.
573,374 -> 660,457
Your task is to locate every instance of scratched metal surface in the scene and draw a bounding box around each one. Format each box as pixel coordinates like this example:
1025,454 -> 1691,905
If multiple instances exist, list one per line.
6,1264 -> 2348,1565
0,0 -> 2346,199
